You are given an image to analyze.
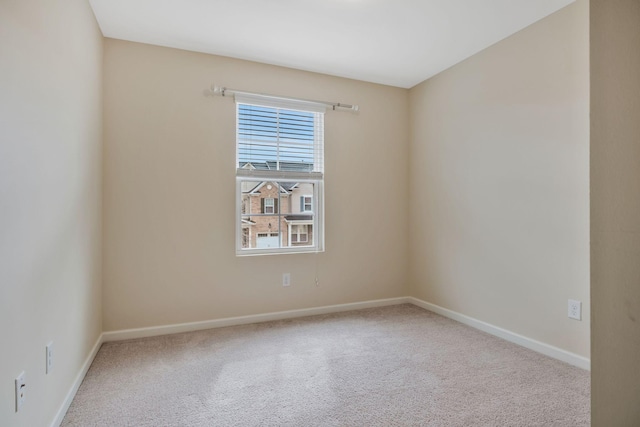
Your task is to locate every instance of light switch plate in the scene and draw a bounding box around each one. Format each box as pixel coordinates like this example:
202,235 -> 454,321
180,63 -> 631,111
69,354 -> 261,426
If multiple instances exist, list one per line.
46,342 -> 53,374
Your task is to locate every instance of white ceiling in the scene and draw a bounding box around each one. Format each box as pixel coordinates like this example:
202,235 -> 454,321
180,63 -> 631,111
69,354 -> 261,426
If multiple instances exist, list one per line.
89,0 -> 575,89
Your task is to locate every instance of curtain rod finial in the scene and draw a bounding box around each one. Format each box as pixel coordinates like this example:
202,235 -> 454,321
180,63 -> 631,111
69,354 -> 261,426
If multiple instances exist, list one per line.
203,85 -> 226,97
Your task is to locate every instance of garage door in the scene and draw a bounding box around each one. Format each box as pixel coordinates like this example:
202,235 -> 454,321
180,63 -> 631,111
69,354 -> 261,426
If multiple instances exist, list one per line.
256,233 -> 279,248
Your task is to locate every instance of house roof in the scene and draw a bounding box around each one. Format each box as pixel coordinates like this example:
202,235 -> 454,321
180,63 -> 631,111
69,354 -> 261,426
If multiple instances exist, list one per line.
246,181 -> 297,194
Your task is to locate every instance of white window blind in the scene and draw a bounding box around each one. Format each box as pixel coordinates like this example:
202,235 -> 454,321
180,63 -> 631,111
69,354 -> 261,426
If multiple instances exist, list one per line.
236,94 -> 324,180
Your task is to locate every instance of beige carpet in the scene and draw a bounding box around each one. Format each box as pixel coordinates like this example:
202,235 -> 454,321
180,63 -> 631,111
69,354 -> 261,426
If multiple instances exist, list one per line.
62,304 -> 590,426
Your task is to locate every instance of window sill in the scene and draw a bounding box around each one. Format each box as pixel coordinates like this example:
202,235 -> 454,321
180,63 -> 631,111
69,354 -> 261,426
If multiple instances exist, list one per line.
236,247 -> 323,257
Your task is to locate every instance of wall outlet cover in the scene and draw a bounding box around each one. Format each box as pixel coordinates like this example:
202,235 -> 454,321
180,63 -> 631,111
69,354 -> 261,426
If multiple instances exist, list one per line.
15,371 -> 26,412
568,299 -> 582,320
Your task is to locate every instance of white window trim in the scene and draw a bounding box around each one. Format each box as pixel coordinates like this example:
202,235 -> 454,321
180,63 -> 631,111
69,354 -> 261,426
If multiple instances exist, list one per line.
235,95 -> 325,256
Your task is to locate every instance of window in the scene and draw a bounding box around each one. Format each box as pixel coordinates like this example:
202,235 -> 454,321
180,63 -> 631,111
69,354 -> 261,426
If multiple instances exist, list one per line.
263,197 -> 277,214
235,94 -> 324,255
290,224 -> 309,244
241,227 -> 250,248
301,196 -> 313,212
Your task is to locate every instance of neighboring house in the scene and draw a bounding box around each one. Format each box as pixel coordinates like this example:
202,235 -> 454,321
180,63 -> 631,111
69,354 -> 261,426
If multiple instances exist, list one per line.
240,162 -> 315,249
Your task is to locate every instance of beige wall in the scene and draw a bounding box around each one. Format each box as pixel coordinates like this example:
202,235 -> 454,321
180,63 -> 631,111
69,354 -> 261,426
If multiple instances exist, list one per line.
590,1 -> 640,424
0,1 -> 103,426
102,39 -> 410,331
0,2 -> 598,423
408,1 -> 590,357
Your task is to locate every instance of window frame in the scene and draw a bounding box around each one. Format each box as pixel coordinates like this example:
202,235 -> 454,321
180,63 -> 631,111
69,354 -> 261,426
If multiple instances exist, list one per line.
235,96 -> 325,256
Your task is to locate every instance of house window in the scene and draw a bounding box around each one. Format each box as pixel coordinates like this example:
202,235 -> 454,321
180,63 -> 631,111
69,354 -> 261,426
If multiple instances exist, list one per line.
291,224 -> 309,244
235,95 -> 324,255
263,198 -> 276,214
257,233 -> 279,237
241,227 -> 250,248
301,196 -> 313,212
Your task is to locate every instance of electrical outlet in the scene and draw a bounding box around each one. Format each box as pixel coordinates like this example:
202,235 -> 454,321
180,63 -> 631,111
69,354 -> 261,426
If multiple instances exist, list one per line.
46,342 -> 53,374
568,299 -> 582,320
282,273 -> 291,287
15,371 -> 25,412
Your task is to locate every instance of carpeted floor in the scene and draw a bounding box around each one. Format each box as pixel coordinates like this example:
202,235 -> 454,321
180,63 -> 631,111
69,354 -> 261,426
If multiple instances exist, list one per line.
62,304 -> 590,426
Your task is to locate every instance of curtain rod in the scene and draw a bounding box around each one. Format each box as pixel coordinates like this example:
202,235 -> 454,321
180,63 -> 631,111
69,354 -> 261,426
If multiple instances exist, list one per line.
203,85 -> 359,112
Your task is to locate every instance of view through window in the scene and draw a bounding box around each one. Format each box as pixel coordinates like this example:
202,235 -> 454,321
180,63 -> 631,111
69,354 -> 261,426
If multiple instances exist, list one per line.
235,98 -> 324,255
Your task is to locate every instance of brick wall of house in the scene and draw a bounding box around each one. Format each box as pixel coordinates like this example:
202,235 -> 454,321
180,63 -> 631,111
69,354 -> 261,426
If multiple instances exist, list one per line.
245,182 -> 290,248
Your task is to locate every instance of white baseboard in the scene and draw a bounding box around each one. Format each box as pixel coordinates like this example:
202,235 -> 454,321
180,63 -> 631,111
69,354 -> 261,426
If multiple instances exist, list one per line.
408,297 -> 590,371
102,297 -> 410,342
101,296 -> 590,370
50,333 -> 104,427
